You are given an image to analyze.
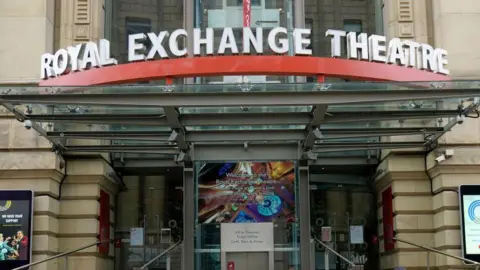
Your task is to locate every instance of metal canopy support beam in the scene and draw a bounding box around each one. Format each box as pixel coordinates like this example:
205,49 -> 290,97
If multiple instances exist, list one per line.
425,118 -> 459,150
49,127 -> 445,143
425,102 -> 479,149
312,142 -> 426,152
310,174 -> 369,185
182,165 -> 194,270
304,105 -> 329,150
28,112 -> 309,126
48,131 -> 172,141
311,105 -> 328,126
169,130 -> 189,150
3,88 -> 480,107
1,103 -> 64,150
190,143 -> 301,160
323,110 -> 457,123
304,128 -> 323,149
28,110 -> 460,126
2,103 -> 47,137
64,145 -> 180,154
186,129 -> 305,142
181,112 -> 309,126
112,157 -> 377,168
163,107 -> 182,129
28,114 -> 169,125
113,159 -> 182,168
63,142 -> 425,154
309,157 -> 377,166
163,107 -> 189,151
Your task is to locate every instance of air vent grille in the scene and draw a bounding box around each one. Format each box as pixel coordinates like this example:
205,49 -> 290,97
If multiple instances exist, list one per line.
74,0 -> 90,24
398,0 -> 413,22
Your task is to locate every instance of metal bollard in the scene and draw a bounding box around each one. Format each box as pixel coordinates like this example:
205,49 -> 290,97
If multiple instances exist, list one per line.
324,248 -> 329,270
64,256 -> 69,270
166,253 -> 171,270
310,239 -> 315,270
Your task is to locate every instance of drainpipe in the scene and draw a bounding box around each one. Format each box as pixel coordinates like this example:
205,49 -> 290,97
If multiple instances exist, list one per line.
56,159 -> 67,200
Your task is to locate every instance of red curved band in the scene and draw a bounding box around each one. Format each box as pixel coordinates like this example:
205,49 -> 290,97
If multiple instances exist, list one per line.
39,56 -> 450,86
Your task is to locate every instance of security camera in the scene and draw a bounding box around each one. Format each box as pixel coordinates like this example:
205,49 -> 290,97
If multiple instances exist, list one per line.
435,154 -> 446,163
25,105 -> 33,115
23,120 -> 32,130
445,149 -> 454,158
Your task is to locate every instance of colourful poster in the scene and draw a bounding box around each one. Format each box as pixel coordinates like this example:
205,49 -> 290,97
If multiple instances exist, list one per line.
0,190 -> 34,270
197,161 -> 296,223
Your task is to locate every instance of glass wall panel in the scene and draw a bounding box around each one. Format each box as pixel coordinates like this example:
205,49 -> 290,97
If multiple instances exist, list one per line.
194,161 -> 300,270
305,0 -> 379,59
197,0 -> 294,84
107,0 -> 185,84
115,173 -> 184,270
310,173 -> 378,270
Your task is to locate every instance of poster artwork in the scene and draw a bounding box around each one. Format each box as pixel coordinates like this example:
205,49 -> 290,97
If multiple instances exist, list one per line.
0,197 -> 32,264
198,161 -> 296,223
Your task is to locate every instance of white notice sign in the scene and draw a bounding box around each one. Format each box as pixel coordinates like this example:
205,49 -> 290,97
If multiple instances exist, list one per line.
130,227 -> 144,246
221,223 -> 274,252
321,227 -> 332,242
349,225 -> 364,244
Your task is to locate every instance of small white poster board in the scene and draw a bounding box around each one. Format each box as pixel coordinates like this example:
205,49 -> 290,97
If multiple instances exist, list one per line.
130,227 -> 144,246
321,227 -> 332,242
349,225 -> 364,244
221,223 -> 274,252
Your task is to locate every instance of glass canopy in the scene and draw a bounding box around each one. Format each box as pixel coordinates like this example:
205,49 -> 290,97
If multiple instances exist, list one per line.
1,81 -> 479,164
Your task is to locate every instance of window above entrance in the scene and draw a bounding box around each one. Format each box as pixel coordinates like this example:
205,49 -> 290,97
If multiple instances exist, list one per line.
0,81 -> 478,163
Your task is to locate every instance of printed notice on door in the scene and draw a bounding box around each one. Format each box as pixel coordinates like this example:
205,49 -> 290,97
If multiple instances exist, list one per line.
221,223 -> 274,252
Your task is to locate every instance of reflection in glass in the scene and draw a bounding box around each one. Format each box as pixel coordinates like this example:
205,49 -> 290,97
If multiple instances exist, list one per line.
194,161 -> 300,270
115,174 -> 184,270
199,0 -> 293,84
310,174 -> 378,270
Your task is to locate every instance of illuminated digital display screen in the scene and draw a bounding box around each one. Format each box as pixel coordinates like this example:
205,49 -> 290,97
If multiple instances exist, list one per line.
0,190 -> 33,270
461,195 -> 480,255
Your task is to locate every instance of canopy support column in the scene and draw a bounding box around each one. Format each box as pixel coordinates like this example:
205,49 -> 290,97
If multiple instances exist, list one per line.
182,164 -> 194,270
299,165 -> 312,270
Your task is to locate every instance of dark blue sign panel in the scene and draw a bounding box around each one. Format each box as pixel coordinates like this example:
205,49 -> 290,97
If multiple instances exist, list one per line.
0,190 -> 34,270
459,185 -> 480,263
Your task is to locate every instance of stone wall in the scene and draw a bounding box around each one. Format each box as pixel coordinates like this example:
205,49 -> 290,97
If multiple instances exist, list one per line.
0,1 -> 121,270
0,0 -> 55,83
378,0 -> 480,268
378,1 -> 480,268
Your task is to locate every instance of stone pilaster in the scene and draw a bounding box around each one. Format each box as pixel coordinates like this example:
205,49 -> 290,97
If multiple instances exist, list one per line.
0,0 -> 55,83
376,154 -> 435,270
430,0 -> 480,79
0,115 -> 64,270
59,0 -> 105,47
59,158 -> 119,270
383,0 -> 430,42
427,147 -> 480,269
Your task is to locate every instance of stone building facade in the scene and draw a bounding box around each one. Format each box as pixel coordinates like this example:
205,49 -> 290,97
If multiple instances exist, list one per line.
0,0 -> 480,269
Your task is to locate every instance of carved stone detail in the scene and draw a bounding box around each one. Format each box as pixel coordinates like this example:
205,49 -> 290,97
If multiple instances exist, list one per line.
398,22 -> 414,38
59,0 -> 104,47
74,0 -> 90,24
397,0 -> 413,22
74,25 -> 90,41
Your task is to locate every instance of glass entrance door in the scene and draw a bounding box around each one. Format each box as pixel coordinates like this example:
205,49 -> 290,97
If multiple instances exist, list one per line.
310,173 -> 379,270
